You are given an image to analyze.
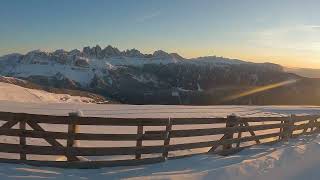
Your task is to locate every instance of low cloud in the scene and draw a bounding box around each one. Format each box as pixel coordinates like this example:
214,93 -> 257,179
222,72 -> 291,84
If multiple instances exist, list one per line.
135,11 -> 161,23
251,25 -> 320,53
310,25 -> 320,30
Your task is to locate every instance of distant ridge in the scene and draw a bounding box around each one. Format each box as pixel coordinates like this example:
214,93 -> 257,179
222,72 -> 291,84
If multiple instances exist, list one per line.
2,45 -> 309,105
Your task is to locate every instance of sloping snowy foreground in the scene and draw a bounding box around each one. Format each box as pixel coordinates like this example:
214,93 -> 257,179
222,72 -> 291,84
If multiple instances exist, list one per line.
0,103 -> 320,179
0,82 -> 95,104
0,134 -> 319,180
1,98 -> 320,179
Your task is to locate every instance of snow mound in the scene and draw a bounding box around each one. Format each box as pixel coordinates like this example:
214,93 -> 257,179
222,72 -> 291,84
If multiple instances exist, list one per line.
0,82 -> 94,104
119,134 -> 320,180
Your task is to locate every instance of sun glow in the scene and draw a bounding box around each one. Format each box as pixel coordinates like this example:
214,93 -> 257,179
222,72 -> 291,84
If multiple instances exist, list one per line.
222,79 -> 299,102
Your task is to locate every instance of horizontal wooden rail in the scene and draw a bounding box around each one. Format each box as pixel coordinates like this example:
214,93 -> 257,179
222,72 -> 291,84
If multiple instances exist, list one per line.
146,123 -> 286,138
0,157 -> 165,169
0,132 -> 283,156
0,112 -> 169,126
1,112 -> 317,126
170,118 -> 226,125
293,122 -> 320,131
241,115 -> 320,122
167,132 -> 282,151
0,143 -> 165,156
0,129 -> 166,141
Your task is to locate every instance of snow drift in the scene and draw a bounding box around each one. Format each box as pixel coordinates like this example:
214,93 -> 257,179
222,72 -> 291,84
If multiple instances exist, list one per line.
0,82 -> 95,104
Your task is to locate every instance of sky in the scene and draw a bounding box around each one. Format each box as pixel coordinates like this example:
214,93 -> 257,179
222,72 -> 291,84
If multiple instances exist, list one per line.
0,0 -> 320,68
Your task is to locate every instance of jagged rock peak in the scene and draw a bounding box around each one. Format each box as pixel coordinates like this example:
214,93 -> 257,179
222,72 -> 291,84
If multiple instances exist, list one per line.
169,53 -> 184,60
1,45 -> 185,61
122,48 -> 144,57
101,45 -> 121,57
53,49 -> 67,54
153,50 -> 170,58
81,45 -> 175,59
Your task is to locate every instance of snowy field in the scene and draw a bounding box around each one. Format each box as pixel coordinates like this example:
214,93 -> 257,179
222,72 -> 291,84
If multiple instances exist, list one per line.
1,82 -> 320,180
0,82 -> 95,104
0,132 -> 319,179
0,101 -> 320,179
1,101 -> 320,118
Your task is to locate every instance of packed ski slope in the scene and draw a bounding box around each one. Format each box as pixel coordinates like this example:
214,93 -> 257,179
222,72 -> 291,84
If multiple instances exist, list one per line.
0,82 -> 95,104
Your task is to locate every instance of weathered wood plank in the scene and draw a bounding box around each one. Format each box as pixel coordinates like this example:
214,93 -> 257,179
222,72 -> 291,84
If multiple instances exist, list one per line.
222,115 -> 238,151
242,115 -> 320,122
302,118 -> 316,133
135,124 -> 143,159
214,139 -> 282,156
19,119 -> 26,160
67,116 -> 78,161
242,121 -> 260,144
0,119 -> 19,129
0,112 -> 16,121
0,112 -> 169,126
162,118 -> 172,158
169,139 -> 283,159
169,132 -> 282,152
171,118 -> 226,125
169,123 -> 286,138
291,115 -> 320,122
0,157 -> 165,169
1,111 -> 319,125
236,123 -> 243,148
293,122 -> 320,131
26,121 -> 66,147
6,112 -> 169,126
292,129 -> 320,138
208,134 -> 227,153
26,120 -> 79,161
171,116 -> 313,124
240,116 -> 290,122
0,128 -> 165,141
0,143 -> 165,156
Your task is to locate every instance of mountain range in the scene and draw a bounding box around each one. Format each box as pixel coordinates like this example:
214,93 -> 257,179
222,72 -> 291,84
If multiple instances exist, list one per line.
1,45 -> 319,105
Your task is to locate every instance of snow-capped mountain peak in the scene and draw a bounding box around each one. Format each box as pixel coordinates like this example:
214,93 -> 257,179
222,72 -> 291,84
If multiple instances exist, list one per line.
0,45 -> 285,101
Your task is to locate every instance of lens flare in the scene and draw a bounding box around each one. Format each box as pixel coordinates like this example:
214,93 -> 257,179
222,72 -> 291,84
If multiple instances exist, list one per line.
222,79 -> 299,102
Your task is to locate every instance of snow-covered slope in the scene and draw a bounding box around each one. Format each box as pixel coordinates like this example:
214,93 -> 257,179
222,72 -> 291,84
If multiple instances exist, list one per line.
0,45 -> 260,87
0,45 -> 292,105
0,82 -> 95,103
0,103 -> 319,179
1,134 -> 320,180
117,135 -> 320,180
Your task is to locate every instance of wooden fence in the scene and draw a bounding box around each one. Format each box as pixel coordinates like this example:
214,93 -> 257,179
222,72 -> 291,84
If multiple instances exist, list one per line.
0,111 -> 319,168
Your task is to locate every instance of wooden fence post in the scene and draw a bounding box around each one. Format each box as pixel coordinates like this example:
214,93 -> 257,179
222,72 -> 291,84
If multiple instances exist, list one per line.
279,120 -> 284,140
162,117 -> 172,159
67,112 -> 80,161
282,114 -> 295,140
312,117 -> 320,133
19,116 -> 26,160
135,121 -> 143,159
236,123 -> 243,148
288,114 -> 295,139
223,114 -> 238,151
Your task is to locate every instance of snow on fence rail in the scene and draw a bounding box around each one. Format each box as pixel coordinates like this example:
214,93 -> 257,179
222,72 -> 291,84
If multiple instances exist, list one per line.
0,111 -> 319,168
